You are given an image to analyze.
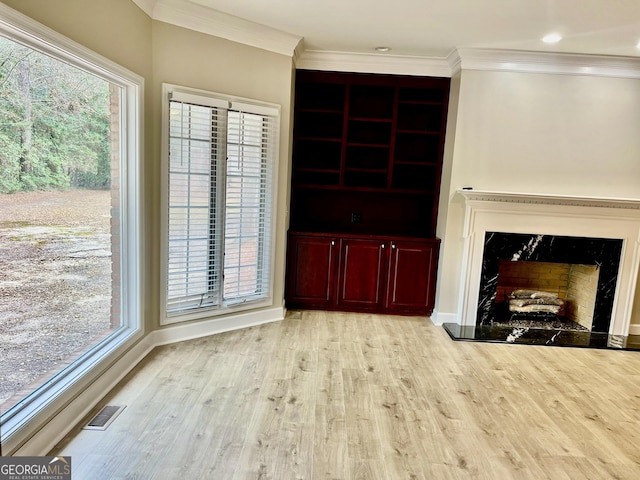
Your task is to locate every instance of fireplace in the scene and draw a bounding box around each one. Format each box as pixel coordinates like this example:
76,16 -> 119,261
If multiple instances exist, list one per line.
497,260 -> 599,330
455,190 -> 640,337
477,232 -> 623,332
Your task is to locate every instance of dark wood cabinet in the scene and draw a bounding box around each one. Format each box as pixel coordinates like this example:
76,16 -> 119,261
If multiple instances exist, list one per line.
286,70 -> 449,316
385,239 -> 439,314
285,234 -> 338,308
337,238 -> 386,310
286,232 -> 440,315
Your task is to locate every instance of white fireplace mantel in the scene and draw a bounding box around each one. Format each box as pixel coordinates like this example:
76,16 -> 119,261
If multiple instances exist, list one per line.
458,189 -> 640,210
456,189 -> 640,336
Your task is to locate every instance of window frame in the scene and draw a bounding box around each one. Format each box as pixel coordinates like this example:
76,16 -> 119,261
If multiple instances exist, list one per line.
161,83 -> 279,325
0,3 -> 143,455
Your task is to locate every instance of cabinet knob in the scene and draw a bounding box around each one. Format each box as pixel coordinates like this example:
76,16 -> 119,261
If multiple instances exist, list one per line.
331,240 -> 335,246
391,243 -> 396,249
381,243 -> 385,249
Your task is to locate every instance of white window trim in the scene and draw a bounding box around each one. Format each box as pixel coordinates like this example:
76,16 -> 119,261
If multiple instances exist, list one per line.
0,4 -> 144,455
160,83 -> 280,325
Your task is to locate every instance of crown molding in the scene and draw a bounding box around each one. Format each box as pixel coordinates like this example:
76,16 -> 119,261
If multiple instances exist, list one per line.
131,1 -> 640,78
130,0 -> 156,17
152,0 -> 302,57
295,50 -> 452,77
291,39 -> 306,67
446,49 -> 462,76
453,48 -> 640,79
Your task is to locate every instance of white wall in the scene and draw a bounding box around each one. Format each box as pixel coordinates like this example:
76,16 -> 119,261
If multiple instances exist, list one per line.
436,69 -> 640,324
451,70 -> 640,197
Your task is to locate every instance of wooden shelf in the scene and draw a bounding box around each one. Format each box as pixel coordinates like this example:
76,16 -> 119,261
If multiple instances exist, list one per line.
348,117 -> 393,123
346,142 -> 390,148
345,167 -> 387,173
290,69 -> 450,239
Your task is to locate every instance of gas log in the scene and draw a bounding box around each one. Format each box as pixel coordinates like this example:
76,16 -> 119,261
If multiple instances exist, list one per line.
508,289 -> 565,315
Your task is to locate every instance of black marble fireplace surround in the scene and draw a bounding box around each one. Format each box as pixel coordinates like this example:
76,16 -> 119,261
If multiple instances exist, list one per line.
477,232 -> 623,333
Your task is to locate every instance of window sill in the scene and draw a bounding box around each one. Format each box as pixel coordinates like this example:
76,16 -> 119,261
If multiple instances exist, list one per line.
162,296 -> 274,326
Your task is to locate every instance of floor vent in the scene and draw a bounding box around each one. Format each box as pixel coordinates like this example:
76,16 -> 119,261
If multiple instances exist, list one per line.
83,404 -> 126,431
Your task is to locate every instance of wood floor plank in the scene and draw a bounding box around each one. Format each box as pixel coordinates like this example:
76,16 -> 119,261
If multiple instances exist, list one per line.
52,310 -> 640,479
314,332 -> 349,479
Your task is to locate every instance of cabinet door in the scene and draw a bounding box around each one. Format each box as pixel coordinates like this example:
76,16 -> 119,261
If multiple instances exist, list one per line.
337,238 -> 387,310
286,234 -> 337,308
386,240 -> 439,314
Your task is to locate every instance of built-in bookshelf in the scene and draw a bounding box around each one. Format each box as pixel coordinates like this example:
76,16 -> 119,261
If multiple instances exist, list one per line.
287,70 -> 450,315
290,70 -> 450,237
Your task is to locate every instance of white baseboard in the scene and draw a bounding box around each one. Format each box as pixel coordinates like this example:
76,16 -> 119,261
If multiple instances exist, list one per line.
430,311 -> 459,326
152,306 -> 284,346
13,307 -> 284,456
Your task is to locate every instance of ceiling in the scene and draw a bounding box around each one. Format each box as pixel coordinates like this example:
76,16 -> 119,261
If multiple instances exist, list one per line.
136,0 -> 640,59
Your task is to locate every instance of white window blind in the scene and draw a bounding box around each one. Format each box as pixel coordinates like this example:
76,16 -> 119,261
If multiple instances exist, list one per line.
166,89 -> 277,315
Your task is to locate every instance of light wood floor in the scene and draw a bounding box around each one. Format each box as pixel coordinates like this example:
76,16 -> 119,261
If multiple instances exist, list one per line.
53,310 -> 640,479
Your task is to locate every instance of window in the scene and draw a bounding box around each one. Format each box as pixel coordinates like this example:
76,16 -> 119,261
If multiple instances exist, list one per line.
164,86 -> 278,320
0,4 -> 142,455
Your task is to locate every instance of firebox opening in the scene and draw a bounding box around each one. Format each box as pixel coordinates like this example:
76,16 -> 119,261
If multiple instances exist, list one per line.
477,232 -> 622,333
495,260 -> 600,331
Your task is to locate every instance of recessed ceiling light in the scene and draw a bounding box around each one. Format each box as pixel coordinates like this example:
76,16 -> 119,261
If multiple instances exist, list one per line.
375,46 -> 391,52
542,33 -> 562,44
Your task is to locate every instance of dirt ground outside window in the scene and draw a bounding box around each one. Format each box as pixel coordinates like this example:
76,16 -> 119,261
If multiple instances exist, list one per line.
0,190 -> 114,412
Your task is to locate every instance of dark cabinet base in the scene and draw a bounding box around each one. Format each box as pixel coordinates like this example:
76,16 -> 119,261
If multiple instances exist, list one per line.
286,232 -> 440,316
386,240 -> 439,314
286,234 -> 337,308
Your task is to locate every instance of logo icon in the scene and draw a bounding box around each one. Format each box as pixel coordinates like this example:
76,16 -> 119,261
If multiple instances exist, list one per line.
0,456 -> 72,480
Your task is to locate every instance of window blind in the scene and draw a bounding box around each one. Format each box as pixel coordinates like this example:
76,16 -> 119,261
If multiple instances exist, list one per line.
166,90 -> 278,315
223,108 -> 275,302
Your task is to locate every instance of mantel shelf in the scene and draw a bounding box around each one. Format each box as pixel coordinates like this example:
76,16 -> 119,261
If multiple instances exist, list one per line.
457,189 -> 640,210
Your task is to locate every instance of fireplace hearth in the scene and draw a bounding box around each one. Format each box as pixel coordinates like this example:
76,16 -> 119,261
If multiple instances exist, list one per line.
443,322 -> 640,350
